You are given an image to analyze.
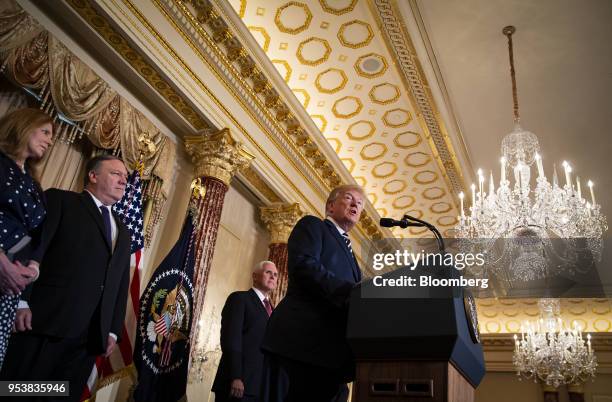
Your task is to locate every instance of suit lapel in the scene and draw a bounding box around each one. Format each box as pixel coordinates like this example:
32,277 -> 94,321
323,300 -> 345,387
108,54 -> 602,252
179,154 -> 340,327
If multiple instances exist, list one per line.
80,192 -> 112,251
324,219 -> 361,282
248,289 -> 269,318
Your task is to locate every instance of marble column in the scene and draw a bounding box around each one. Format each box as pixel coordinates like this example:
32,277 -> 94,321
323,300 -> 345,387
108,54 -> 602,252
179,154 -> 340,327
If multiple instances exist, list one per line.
184,128 -> 254,348
260,203 -> 304,306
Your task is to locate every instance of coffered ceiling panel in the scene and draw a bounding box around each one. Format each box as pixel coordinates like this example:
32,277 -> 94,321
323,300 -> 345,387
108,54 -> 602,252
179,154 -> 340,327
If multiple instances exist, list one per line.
229,0 -> 459,237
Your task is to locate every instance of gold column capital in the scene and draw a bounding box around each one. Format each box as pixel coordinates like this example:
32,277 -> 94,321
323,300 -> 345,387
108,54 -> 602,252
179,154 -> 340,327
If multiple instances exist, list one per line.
260,203 -> 305,244
185,128 -> 254,185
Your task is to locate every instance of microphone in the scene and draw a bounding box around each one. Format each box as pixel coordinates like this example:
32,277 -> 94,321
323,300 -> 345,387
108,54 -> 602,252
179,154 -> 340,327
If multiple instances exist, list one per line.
402,215 -> 446,253
379,217 -> 425,229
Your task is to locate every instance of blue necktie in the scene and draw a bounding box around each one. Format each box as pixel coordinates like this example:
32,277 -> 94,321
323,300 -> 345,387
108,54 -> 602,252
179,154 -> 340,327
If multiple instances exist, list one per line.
99,206 -> 112,247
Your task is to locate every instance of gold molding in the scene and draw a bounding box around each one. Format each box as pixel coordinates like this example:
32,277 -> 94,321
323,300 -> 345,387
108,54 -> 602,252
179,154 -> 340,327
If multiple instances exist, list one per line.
382,179 -> 406,194
89,0 -> 389,243
382,108 -> 412,128
422,186 -> 446,200
274,1 -> 312,34
360,142 -> 387,161
65,0 -> 209,130
184,128 -> 254,185
372,161 -> 397,178
260,203 -> 305,243
393,131 -> 421,149
248,26 -> 270,51
354,52 -> 388,78
404,151 -> 430,167
392,195 -> 415,209
319,0 -> 358,15
368,82 -> 400,105
271,59 -> 292,82
332,96 -> 363,119
347,120 -> 375,140
369,0 -> 466,199
296,37 -> 331,66
413,170 -> 438,184
241,166 -> 283,203
337,19 -> 374,49
314,68 -> 348,94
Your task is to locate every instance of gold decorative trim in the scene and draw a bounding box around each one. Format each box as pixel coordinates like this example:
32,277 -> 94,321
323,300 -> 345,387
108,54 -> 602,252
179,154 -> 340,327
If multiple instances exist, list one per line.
184,128 -> 254,185
337,20 -> 374,49
429,201 -> 451,214
241,166 -> 283,203
274,1 -> 312,34
372,161 -> 397,178
65,0 -> 209,130
310,114 -> 328,134
296,37 -> 331,66
332,96 -> 363,118
422,186 -> 446,200
437,215 -> 458,227
248,26 -> 270,51
360,142 -> 387,161
382,179 -> 406,194
347,120 -> 375,140
314,68 -> 348,94
341,157 -> 355,173
113,0 -> 388,242
370,0 -> 466,197
368,82 -> 400,105
354,52 -> 388,78
404,151 -> 430,167
260,203 -> 305,243
382,108 -> 412,128
414,170 -> 438,184
271,59 -> 292,82
392,195 -> 415,209
393,131 -> 421,149
291,88 -> 310,108
319,0 -> 358,15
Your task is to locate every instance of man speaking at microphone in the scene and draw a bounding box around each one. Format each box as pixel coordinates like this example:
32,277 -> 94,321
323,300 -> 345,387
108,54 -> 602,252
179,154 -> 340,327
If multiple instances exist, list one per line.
261,185 -> 365,402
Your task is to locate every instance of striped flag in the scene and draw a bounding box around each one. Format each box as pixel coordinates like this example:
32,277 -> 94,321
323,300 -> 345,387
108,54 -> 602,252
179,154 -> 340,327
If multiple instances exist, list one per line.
81,169 -> 145,401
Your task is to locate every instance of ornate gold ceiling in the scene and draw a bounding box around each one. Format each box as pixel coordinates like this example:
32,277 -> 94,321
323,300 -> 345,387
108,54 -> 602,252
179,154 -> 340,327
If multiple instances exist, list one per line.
229,0 -> 460,237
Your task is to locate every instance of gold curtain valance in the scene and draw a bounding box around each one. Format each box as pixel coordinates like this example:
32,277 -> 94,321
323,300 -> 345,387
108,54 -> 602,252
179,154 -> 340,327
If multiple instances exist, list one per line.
0,0 -> 176,195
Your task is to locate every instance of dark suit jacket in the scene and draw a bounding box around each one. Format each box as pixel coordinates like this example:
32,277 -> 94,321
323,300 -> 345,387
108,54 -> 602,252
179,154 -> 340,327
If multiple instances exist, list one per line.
24,189 -> 131,353
212,289 -> 270,397
261,216 -> 361,377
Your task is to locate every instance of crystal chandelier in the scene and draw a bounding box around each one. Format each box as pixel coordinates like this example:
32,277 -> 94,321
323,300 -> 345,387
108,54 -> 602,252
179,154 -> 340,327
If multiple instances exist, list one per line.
513,299 -> 597,387
454,26 -> 607,280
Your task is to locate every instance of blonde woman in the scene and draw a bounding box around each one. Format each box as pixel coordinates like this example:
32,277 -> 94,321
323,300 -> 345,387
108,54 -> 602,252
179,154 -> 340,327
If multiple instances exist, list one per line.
0,108 -> 53,367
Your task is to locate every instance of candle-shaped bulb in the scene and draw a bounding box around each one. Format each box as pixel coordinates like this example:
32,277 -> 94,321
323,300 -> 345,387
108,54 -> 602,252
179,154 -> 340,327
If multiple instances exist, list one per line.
577,176 -> 582,200
535,152 -> 544,178
489,171 -> 495,196
471,183 -> 476,206
588,180 -> 596,205
459,192 -> 465,217
500,157 -> 506,182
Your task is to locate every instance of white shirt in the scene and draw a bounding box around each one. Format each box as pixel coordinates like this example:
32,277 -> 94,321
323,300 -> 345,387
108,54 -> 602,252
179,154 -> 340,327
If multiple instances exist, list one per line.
326,216 -> 349,237
252,286 -> 271,308
86,190 -> 118,250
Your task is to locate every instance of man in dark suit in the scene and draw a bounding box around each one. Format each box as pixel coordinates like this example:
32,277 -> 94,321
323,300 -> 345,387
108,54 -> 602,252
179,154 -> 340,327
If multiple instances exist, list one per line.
212,260 -> 278,402
261,185 -> 365,402
0,155 -> 131,402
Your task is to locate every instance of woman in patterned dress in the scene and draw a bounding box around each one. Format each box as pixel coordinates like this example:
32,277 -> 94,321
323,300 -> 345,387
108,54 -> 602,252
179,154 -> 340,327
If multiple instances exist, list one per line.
0,108 -> 53,367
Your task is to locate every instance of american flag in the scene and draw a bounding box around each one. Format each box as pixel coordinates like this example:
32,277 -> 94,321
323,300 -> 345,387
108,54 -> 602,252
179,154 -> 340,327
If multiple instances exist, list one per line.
81,169 -> 145,401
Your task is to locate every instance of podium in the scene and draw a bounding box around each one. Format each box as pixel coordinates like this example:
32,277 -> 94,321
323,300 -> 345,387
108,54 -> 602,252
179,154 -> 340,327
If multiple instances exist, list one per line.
346,266 -> 486,402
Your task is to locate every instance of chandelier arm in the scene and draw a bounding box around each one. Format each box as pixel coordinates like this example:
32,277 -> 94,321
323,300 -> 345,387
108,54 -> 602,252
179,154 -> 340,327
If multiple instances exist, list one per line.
503,25 -> 520,123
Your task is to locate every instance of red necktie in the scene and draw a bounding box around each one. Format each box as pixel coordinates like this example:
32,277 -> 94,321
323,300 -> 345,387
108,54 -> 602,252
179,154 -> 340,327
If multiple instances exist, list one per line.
263,298 -> 273,316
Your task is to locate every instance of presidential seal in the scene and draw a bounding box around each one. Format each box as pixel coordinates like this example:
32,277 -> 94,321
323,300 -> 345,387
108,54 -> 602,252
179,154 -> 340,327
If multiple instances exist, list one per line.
138,267 -> 194,374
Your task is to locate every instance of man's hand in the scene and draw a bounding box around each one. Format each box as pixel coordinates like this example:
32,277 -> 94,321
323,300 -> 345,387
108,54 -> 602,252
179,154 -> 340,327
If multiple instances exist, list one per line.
14,308 -> 32,332
105,335 -> 117,357
0,253 -> 29,295
229,378 -> 244,399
